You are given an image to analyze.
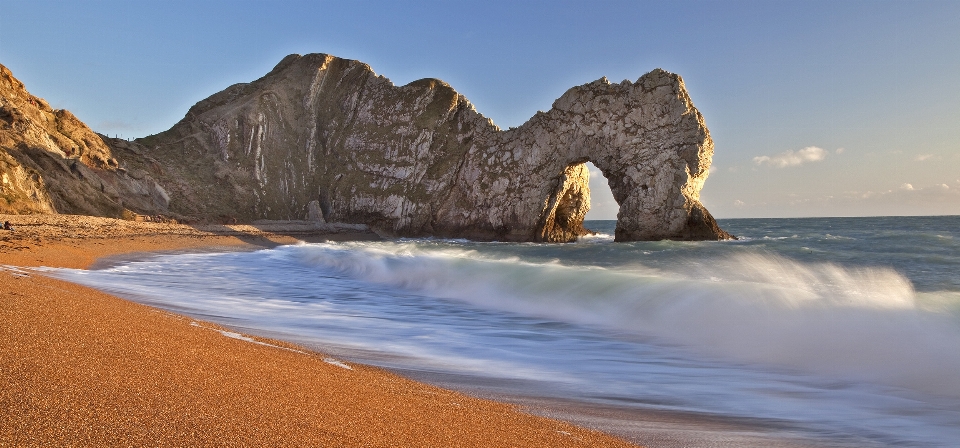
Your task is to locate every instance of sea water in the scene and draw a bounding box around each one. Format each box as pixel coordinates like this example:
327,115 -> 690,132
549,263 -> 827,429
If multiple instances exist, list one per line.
45,217 -> 960,447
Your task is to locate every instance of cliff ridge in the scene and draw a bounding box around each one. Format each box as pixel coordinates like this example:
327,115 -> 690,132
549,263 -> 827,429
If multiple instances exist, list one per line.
1,54 -> 732,241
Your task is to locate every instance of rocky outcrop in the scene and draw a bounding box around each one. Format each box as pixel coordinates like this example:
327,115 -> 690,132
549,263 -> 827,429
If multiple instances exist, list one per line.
0,63 -> 171,218
2,55 -> 731,241
127,53 -> 731,241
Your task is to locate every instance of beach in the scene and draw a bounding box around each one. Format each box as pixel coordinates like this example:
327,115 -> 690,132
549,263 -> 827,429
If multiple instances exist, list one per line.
0,214 -> 638,447
6,215 -> 959,447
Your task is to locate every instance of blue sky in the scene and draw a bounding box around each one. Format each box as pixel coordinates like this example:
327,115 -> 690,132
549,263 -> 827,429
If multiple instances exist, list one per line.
1,0 -> 958,218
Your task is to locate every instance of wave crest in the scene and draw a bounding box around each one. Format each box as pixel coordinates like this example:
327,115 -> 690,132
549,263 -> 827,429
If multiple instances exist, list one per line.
291,242 -> 960,397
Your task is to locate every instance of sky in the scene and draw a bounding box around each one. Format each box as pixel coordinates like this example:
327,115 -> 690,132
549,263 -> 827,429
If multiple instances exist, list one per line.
1,0 -> 958,219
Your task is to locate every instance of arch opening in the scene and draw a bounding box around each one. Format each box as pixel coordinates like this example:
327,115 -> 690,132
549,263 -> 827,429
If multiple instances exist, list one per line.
535,160 -> 621,242
583,161 -> 619,222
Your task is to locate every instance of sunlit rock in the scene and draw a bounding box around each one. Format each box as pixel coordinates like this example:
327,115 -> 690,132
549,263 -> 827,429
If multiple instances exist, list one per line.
126,53 -> 731,241
0,63 -> 169,217
2,54 -> 731,241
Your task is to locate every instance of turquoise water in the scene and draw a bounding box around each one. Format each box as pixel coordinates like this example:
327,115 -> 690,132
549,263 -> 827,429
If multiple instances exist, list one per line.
47,216 -> 960,447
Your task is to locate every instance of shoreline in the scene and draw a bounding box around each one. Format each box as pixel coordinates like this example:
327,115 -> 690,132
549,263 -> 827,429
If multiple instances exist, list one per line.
1,214 -> 846,448
1,214 -> 638,447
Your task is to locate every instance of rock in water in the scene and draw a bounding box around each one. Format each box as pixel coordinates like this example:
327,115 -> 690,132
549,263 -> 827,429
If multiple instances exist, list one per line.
128,53 -> 731,241
307,200 -> 325,223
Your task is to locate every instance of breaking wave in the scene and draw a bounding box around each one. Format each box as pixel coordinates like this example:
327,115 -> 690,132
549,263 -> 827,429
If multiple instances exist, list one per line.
291,241 -> 960,397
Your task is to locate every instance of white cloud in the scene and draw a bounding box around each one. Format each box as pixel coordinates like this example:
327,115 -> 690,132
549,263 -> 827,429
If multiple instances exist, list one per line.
753,146 -> 827,168
914,154 -> 936,162
835,147 -> 845,154
849,182 -> 959,205
711,180 -> 960,218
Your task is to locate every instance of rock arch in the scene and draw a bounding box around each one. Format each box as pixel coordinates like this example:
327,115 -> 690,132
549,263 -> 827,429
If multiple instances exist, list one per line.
124,54 -> 732,242
435,69 -> 732,241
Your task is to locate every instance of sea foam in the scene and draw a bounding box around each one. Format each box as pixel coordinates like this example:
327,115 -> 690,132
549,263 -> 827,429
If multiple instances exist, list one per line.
291,241 -> 960,398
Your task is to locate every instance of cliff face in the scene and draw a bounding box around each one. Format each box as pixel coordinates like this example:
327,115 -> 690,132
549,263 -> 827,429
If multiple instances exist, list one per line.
129,53 -> 731,241
0,64 -> 170,218
2,54 -> 731,241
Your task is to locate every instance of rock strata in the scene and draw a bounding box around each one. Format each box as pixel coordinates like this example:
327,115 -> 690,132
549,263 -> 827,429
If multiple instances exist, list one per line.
2,54 -> 732,241
128,53 -> 731,241
0,64 -> 170,218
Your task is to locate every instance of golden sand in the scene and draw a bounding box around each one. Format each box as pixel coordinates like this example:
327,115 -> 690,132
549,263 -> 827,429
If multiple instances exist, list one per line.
0,215 -> 638,447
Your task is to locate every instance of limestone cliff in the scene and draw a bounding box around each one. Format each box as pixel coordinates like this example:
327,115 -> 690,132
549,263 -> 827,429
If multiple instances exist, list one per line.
0,63 -> 170,218
127,53 -> 731,241
2,55 -> 731,241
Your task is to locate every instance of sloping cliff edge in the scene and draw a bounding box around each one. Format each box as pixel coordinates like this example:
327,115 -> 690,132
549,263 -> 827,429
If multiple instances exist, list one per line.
0,64 -> 169,218
0,55 -> 732,241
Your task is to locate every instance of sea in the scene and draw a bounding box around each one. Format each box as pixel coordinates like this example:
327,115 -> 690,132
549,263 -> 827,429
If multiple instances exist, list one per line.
44,216 -> 960,447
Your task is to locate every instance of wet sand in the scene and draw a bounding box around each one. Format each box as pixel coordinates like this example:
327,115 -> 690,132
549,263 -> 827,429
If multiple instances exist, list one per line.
0,214 -> 638,447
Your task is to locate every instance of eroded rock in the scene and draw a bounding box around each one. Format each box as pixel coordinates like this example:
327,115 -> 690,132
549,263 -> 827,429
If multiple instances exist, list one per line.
2,54 -> 731,241
129,53 -> 731,241
0,63 -> 171,217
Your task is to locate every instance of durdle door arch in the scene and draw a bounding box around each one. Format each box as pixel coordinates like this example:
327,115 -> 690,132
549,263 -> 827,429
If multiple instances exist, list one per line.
484,68 -> 732,242
101,53 -> 731,242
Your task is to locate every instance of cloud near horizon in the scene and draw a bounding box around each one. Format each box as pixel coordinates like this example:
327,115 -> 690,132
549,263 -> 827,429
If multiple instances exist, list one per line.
718,181 -> 960,218
753,146 -> 827,168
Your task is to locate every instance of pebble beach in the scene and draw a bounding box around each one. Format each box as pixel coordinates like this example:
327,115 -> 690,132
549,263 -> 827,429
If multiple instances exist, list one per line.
0,214 -> 637,447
